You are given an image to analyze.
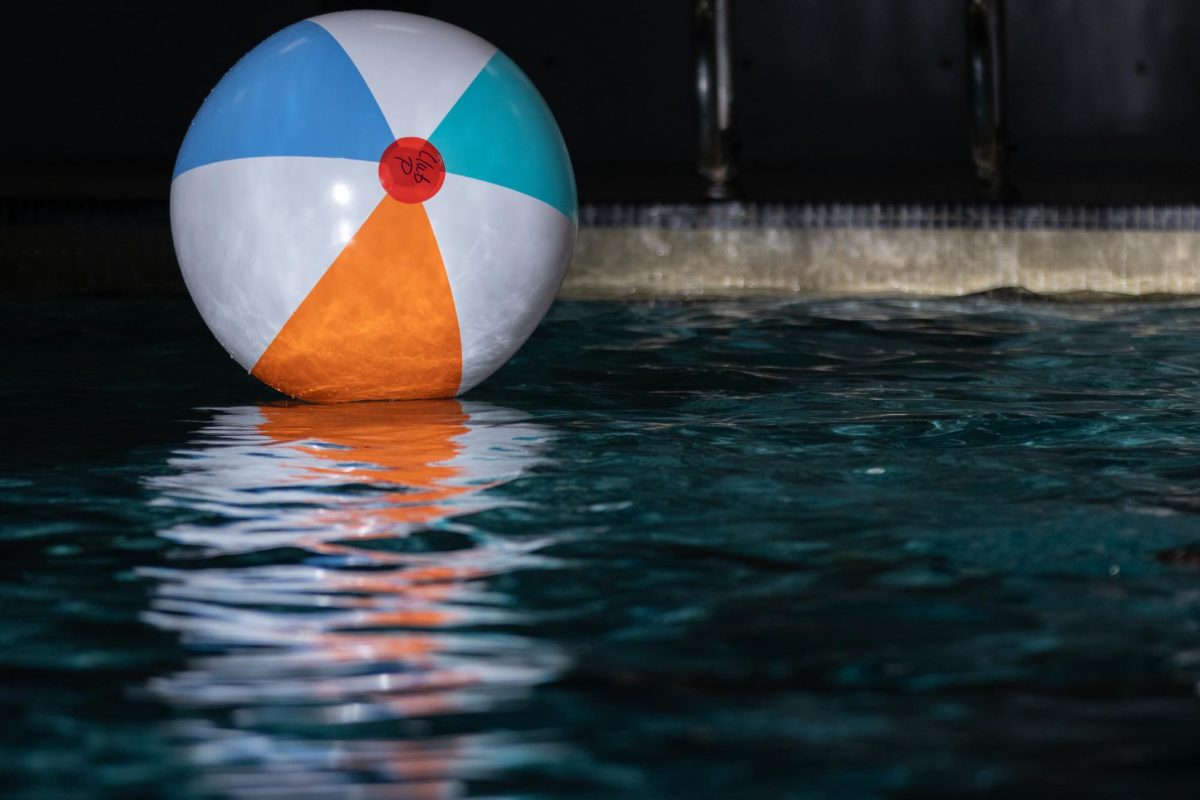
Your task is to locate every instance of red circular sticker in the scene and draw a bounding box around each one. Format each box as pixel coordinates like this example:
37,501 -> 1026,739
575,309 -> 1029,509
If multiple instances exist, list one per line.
378,137 -> 446,203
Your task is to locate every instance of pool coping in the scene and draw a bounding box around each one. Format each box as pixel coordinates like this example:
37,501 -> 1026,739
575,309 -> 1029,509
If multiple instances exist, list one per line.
7,198 -> 1200,298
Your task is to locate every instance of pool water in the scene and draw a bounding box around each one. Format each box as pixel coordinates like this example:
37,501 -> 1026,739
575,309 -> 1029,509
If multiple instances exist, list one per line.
6,295 -> 1200,798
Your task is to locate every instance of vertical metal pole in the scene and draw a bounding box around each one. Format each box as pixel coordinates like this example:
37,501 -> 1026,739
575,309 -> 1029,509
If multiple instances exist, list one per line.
966,0 -> 1009,200
695,0 -> 740,200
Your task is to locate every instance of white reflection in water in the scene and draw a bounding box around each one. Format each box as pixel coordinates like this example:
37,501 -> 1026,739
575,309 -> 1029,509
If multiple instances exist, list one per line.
141,400 -> 565,798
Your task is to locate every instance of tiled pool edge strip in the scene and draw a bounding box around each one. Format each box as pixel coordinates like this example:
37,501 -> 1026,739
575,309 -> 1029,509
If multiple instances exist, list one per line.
562,202 -> 1200,298
578,203 -> 1200,231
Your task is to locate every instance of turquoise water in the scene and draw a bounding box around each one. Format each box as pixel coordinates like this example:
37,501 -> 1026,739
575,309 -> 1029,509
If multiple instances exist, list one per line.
6,296 -> 1200,798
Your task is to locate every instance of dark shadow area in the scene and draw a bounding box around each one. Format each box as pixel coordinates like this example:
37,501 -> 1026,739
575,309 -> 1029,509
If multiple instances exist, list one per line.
5,0 -> 1200,292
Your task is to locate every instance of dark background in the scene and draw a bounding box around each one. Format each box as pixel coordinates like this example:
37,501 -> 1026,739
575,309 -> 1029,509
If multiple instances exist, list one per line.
5,0 -> 1200,204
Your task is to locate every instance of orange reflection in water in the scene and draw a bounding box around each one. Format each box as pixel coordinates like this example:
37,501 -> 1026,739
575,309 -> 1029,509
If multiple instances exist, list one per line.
259,400 -> 474,526
258,400 -> 480,641
143,400 -> 563,797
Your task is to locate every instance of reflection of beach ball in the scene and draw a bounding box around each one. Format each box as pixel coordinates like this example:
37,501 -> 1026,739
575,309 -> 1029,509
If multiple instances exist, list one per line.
151,400 -> 552,550
170,11 -> 576,402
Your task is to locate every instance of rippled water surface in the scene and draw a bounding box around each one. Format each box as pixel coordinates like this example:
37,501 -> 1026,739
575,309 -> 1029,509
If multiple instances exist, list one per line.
8,296 -> 1200,798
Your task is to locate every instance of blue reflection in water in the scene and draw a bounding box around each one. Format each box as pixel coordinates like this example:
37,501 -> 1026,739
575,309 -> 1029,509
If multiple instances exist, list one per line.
141,400 -> 566,798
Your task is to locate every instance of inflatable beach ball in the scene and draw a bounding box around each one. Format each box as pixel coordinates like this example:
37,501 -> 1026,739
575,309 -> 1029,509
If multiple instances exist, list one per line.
170,11 -> 576,402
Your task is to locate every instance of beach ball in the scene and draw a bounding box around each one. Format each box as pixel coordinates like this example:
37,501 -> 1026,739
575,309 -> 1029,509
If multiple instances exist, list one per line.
170,10 -> 576,402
